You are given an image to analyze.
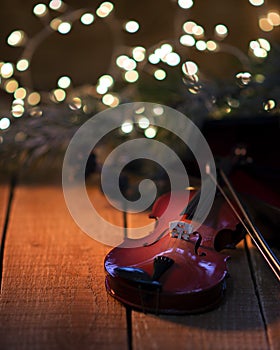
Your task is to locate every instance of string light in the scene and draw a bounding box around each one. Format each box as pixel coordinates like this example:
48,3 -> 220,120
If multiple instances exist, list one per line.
138,116 -> 150,129
144,126 -> 157,138
249,0 -> 264,6
27,92 -> 41,106
0,117 -> 10,130
183,21 -> 197,34
69,97 -> 82,110
124,70 -> 139,83
0,0 -> 278,121
148,54 -> 160,64
14,87 -> 27,99
96,2 -> 114,18
57,76 -> 71,89
49,0 -> 64,11
16,59 -> 29,72
98,75 -> 114,88
178,0 -> 194,9
5,79 -> 18,93
7,30 -> 26,47
52,88 -> 66,102
183,61 -> 198,76
165,52 -> 181,66
267,11 -> 280,26
196,40 -> 207,51
80,13 -> 94,25
215,24 -> 228,38
102,93 -> 115,106
33,4 -> 48,17
153,105 -> 164,115
58,22 -> 72,34
132,47 -> 146,61
180,34 -> 196,46
124,20 -> 140,33
154,69 -> 166,80
1,63 -> 14,78
121,121 -> 133,133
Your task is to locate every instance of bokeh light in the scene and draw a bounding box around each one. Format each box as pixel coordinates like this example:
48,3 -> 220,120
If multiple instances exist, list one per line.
49,0 -> 64,11
52,88 -> 66,102
81,13 -> 94,25
180,34 -> 196,46
14,87 -> 27,99
249,0 -> 264,6
57,76 -> 71,88
0,117 -> 10,130
267,11 -> 280,26
121,120 -> 133,133
33,3 -> 48,17
125,21 -> 140,33
138,116 -> 150,129
7,30 -> 26,47
178,0 -> 194,10
58,22 -> 72,34
5,79 -> 19,93
27,92 -> 41,106
124,70 -> 139,83
16,59 -> 29,72
259,17 -> 273,32
144,126 -> 157,138
215,24 -> 228,38
154,69 -> 166,80
96,2 -> 114,18
182,61 -> 198,75
1,63 -> 14,78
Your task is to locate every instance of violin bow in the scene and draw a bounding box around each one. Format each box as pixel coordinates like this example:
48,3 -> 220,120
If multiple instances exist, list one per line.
206,165 -> 280,282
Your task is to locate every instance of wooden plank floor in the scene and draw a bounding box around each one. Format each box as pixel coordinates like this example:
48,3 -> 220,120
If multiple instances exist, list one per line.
0,183 -> 127,350
127,212 -> 279,350
0,181 -> 279,350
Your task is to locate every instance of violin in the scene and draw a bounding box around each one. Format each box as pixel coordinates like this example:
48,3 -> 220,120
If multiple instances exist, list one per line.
104,169 -> 280,314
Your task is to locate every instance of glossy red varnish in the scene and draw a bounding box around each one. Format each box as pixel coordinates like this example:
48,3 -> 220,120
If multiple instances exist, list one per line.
104,190 -> 244,314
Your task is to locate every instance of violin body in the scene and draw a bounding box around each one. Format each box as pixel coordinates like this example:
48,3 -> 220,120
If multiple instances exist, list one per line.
104,190 -> 245,314
105,226 -> 229,314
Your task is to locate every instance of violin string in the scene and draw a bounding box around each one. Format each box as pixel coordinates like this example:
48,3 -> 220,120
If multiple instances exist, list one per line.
184,177 -> 217,223
156,180 -> 215,259
207,168 -> 280,282
157,188 -> 200,258
181,189 -> 201,218
166,185 -> 214,256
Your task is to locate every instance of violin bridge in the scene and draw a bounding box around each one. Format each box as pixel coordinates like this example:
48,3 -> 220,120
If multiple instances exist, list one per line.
169,221 -> 193,241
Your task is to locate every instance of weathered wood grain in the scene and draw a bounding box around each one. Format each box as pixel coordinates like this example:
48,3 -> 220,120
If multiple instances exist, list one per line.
1,182 -> 278,350
128,211 -> 270,350
0,185 -> 128,350
246,235 -> 280,350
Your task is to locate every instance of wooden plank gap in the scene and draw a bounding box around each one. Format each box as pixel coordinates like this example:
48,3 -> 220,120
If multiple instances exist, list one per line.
0,176 -> 17,291
244,236 -> 270,347
126,307 -> 133,350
